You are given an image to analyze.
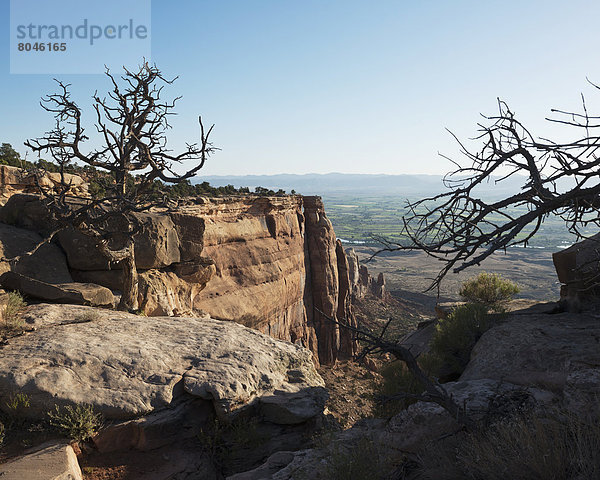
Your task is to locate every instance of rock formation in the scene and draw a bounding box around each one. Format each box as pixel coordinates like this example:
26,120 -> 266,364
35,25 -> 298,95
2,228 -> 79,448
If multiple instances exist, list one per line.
0,303 -> 328,479
0,189 -> 369,364
345,247 -> 386,300
231,302 -> 600,479
1,303 -> 326,421
0,165 -> 88,206
0,441 -> 83,480
553,233 -> 600,308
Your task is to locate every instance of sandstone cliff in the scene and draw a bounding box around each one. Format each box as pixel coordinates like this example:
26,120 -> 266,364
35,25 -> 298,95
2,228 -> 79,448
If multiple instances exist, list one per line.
0,192 -> 368,365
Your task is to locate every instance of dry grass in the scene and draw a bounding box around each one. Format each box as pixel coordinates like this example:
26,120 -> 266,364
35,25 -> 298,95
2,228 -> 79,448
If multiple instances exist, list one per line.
1,291 -> 26,336
416,410 -> 600,480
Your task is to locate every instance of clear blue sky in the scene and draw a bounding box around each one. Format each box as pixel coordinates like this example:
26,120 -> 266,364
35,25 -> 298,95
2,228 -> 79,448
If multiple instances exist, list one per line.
2,0 -> 600,175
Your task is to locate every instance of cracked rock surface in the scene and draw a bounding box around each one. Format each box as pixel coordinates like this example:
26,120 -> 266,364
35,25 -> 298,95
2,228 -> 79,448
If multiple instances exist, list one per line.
0,303 -> 325,421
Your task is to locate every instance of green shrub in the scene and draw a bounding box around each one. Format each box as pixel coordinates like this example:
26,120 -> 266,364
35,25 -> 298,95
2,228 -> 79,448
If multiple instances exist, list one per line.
374,354 -> 441,417
1,292 -> 26,336
459,272 -> 519,309
47,403 -> 103,442
431,303 -> 490,377
6,392 -> 30,414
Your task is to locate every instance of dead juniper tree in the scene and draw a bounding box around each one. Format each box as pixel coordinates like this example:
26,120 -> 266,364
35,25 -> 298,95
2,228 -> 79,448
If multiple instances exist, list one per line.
24,62 -> 216,311
315,307 -> 473,428
378,89 -> 600,290
341,87 -> 600,427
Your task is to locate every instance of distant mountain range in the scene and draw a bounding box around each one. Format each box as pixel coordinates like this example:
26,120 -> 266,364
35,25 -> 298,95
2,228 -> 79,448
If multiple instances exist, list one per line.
193,172 -> 533,199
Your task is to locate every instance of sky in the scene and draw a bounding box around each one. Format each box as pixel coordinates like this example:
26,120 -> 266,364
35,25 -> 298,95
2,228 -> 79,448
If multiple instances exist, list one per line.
2,0 -> 600,176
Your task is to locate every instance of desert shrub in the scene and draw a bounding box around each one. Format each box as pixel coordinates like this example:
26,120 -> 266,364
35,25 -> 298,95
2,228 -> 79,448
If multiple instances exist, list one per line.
456,411 -> 600,480
47,403 -> 103,442
374,353 -> 441,417
459,272 -> 519,309
323,437 -> 390,480
6,392 -> 30,415
415,410 -> 600,480
1,291 -> 26,336
430,303 -> 490,377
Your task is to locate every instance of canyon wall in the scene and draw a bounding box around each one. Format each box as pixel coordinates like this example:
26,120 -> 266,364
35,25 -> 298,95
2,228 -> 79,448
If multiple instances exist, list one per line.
0,192 -> 365,365
185,195 -> 359,365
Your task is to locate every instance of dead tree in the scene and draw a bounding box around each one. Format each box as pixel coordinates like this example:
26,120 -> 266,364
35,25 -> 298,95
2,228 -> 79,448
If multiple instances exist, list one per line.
379,89 -> 600,290
316,307 -> 472,428
25,62 -> 216,311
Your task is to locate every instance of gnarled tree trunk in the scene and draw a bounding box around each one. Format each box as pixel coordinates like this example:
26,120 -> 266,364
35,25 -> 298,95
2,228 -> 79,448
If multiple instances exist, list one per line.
117,239 -> 139,312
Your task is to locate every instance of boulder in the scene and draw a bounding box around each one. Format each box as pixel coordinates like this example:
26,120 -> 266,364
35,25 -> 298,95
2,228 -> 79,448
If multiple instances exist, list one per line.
461,311 -> 600,414
553,233 -> 600,302
0,223 -> 72,284
226,451 -> 298,480
0,441 -> 83,480
169,212 -> 206,261
399,319 -> 436,357
138,262 -> 215,316
0,194 -> 55,232
57,212 -> 181,271
0,272 -> 113,307
0,165 -> 88,206
259,386 -> 328,424
93,397 -> 213,453
0,304 -> 325,421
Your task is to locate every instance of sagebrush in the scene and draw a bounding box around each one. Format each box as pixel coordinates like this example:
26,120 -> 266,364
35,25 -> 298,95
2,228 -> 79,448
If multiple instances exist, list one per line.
47,403 -> 103,442
459,272 -> 519,309
430,303 -> 490,378
417,410 -> 600,480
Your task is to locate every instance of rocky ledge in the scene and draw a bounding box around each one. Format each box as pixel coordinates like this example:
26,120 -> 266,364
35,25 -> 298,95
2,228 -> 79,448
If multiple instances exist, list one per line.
230,303 -> 600,479
0,303 -> 326,422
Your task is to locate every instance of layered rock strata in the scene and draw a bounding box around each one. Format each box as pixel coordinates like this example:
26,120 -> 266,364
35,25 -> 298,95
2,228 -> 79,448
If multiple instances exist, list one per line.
0,190 -> 368,364
345,247 -> 386,300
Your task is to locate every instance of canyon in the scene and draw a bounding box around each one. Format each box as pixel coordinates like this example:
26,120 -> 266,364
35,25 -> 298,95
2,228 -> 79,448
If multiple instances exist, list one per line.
0,166 -> 385,365
1,166 -> 600,479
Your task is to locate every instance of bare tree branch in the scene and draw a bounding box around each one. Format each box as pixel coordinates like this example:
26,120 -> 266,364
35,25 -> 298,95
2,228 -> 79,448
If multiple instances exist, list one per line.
378,94 -> 600,290
23,61 -> 216,311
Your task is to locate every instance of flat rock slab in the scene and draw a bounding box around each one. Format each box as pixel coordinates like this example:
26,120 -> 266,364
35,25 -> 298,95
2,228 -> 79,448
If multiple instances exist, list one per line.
461,312 -> 600,388
461,311 -> 600,416
0,271 -> 114,307
0,304 -> 324,421
0,441 -> 82,480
